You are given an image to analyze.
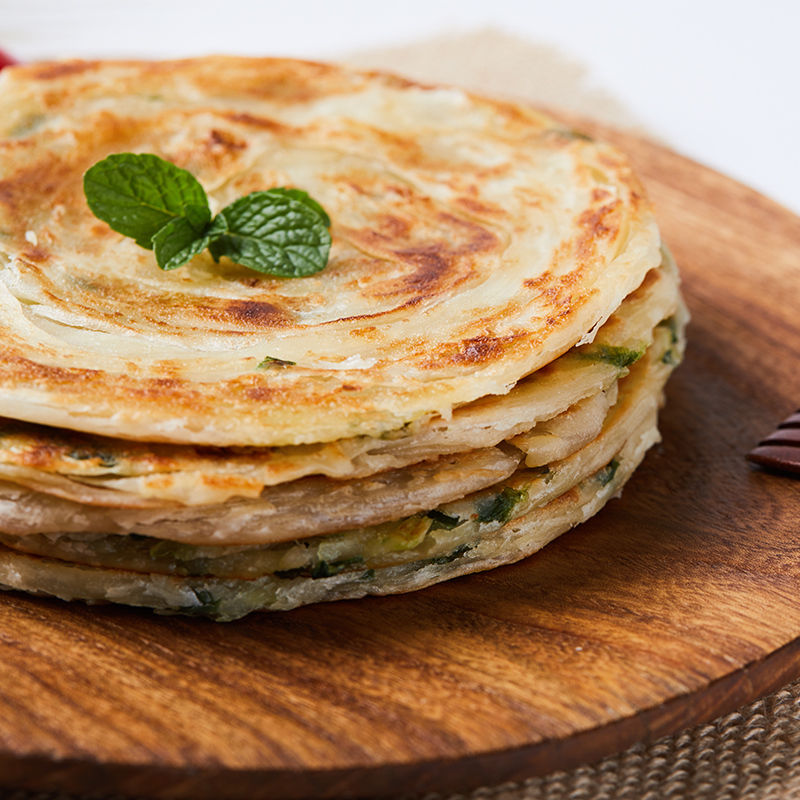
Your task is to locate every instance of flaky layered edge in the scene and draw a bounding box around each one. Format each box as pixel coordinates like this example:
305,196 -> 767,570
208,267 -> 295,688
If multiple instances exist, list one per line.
0,299 -> 686,619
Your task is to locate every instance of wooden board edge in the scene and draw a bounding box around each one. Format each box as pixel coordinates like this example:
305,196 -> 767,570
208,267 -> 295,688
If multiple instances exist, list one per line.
1,125 -> 798,800
2,631 -> 800,800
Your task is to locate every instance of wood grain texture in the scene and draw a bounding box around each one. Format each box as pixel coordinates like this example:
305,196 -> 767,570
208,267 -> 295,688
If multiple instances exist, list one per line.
0,121 -> 799,800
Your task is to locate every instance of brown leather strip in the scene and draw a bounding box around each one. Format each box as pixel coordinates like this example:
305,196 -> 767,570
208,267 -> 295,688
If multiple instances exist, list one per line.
777,410 -> 800,428
747,410 -> 800,476
760,428 -> 800,446
747,445 -> 800,475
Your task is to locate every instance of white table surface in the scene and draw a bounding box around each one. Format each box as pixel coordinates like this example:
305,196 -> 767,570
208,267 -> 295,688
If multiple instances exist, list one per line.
1,0 -> 798,215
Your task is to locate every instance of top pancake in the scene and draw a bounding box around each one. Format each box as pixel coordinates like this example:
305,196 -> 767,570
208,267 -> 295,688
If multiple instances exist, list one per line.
0,57 -> 660,446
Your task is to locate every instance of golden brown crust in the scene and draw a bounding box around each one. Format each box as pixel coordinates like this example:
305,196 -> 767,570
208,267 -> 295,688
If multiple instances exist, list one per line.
0,57 -> 660,446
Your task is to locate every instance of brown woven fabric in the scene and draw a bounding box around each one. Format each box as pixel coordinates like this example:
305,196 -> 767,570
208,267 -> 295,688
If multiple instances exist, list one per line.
4,678 -> 800,799
431,680 -> 800,800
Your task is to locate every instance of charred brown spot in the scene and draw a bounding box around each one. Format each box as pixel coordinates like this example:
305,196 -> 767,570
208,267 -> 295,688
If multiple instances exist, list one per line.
349,326 -> 378,340
89,222 -> 111,237
578,204 -> 618,238
350,212 -> 500,305
224,300 -> 293,327
396,217 -> 498,285
126,377 -> 200,405
207,129 -> 247,152
140,474 -> 177,491
234,277 -> 265,289
0,355 -> 99,385
423,333 -> 522,370
223,112 -> 297,136
345,181 -> 370,197
0,157 -> 71,211
455,196 -> 503,216
392,247 -> 451,294
387,183 -> 414,200
15,440 -> 68,469
30,61 -> 98,81
524,273 -> 553,290
575,202 -> 621,261
378,215 -> 411,237
0,351 -> 205,413
21,247 -> 50,263
245,385 -> 275,402
199,473 -> 263,491
226,59 -> 352,103
454,336 -> 505,364
435,213 -> 500,254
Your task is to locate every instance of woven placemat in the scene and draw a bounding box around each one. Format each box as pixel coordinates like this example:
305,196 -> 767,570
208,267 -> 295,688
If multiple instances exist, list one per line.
4,675 -> 800,800
436,680 -> 800,800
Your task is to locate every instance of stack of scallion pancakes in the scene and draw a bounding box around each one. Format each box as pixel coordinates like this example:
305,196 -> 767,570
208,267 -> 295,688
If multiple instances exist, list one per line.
0,57 -> 686,620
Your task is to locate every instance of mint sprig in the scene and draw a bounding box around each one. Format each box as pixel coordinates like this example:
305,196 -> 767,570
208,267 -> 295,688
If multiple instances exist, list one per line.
83,153 -> 331,276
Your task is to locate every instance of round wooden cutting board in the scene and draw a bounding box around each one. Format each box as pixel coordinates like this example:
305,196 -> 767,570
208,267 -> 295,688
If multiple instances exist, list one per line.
0,121 -> 799,800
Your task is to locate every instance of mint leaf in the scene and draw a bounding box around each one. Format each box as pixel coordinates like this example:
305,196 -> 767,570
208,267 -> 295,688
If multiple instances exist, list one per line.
84,153 -> 210,249
273,188 -> 331,228
209,190 -> 331,277
83,154 -> 332,278
152,207 -> 213,270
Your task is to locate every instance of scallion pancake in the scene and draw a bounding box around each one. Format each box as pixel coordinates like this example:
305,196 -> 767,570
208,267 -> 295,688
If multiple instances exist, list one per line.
0,57 -> 659,446
0,57 -> 687,620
